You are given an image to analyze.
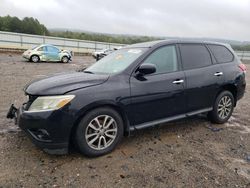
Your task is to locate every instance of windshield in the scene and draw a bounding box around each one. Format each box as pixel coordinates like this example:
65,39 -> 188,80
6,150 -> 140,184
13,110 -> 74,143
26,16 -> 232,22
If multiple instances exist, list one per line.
85,48 -> 146,74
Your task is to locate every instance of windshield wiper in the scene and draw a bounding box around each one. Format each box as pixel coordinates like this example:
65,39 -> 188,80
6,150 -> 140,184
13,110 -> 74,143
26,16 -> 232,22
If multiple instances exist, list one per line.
83,70 -> 94,74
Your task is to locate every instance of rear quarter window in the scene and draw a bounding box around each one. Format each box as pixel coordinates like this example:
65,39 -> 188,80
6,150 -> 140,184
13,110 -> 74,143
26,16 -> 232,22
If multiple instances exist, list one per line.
179,44 -> 212,70
208,44 -> 234,63
37,47 -> 44,51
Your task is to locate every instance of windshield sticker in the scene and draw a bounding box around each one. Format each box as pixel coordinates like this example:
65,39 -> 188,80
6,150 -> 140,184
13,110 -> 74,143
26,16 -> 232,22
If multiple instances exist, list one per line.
128,49 -> 142,54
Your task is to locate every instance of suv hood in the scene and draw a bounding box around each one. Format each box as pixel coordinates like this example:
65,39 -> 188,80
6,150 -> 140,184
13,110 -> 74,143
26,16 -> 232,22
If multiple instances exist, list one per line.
25,72 -> 109,95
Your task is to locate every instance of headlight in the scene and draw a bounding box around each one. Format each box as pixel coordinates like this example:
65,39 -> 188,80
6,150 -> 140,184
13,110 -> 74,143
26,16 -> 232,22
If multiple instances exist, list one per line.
28,95 -> 75,112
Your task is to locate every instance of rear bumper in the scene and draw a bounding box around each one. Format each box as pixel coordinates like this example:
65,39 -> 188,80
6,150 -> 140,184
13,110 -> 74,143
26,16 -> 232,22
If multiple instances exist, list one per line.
237,85 -> 246,101
22,54 -> 30,60
236,75 -> 246,101
10,104 -> 74,155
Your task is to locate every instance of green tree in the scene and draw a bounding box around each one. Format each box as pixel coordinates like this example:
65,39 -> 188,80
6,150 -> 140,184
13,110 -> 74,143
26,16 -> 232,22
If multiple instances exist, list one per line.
0,15 -> 49,35
9,16 -> 22,33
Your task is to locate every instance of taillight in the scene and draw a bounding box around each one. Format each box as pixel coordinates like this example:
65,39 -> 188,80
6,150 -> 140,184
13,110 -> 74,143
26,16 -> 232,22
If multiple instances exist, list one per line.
238,63 -> 246,73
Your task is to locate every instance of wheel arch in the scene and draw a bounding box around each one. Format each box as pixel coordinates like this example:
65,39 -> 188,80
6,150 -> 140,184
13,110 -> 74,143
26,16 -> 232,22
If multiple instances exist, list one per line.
61,55 -> 69,61
29,54 -> 40,61
218,84 -> 237,106
69,101 -> 131,147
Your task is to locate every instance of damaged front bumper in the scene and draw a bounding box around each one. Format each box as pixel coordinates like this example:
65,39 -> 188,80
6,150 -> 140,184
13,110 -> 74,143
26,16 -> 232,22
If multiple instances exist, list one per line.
7,103 -> 71,155
6,104 -> 18,123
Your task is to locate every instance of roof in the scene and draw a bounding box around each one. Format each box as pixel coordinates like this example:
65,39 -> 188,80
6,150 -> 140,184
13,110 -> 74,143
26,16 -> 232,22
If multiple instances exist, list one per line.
125,39 -> 229,48
40,44 -> 56,47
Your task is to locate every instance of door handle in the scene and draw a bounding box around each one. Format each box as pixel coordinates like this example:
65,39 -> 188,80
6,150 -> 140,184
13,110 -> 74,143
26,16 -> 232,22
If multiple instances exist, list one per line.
172,79 -> 184,84
214,72 -> 223,76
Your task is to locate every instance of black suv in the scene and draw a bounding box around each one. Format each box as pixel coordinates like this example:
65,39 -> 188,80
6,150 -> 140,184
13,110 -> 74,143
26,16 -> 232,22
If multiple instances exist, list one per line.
7,40 -> 246,157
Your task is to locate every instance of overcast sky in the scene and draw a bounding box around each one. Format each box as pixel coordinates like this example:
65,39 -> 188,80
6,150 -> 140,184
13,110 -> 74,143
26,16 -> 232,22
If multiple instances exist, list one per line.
1,0 -> 250,41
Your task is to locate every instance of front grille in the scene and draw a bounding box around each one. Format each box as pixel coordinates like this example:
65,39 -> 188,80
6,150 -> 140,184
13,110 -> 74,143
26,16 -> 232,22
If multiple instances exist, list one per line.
24,95 -> 38,110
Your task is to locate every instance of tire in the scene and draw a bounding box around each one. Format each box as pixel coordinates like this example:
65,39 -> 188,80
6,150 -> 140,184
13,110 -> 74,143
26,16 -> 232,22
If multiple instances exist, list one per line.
75,107 -> 124,157
61,56 -> 69,63
30,55 -> 39,63
208,91 -> 234,124
96,54 -> 100,61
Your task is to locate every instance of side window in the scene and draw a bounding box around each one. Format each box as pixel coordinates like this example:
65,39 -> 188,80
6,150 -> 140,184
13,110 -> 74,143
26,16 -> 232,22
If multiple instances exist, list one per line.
208,44 -> 234,63
180,44 -> 212,70
47,46 -> 59,53
143,45 -> 178,74
37,47 -> 44,51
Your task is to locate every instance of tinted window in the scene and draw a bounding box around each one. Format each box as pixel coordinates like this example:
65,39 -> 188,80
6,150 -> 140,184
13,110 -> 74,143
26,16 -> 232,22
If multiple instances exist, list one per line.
208,44 -> 234,63
143,45 -> 178,74
180,44 -> 212,70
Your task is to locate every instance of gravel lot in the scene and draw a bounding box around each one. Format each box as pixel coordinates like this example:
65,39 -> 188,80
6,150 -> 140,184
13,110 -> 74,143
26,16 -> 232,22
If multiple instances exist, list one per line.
0,53 -> 249,187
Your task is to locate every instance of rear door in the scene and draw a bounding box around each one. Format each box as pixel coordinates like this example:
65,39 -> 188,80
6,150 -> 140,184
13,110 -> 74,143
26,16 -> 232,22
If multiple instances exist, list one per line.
207,44 -> 236,80
179,43 -> 224,113
129,45 -> 186,126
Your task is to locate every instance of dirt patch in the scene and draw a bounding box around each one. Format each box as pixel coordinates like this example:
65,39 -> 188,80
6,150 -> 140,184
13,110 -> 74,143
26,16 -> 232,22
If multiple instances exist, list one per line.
0,54 -> 249,187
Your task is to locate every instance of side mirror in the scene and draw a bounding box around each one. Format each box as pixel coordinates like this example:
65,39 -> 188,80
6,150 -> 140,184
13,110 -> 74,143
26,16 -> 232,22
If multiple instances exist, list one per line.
137,63 -> 156,76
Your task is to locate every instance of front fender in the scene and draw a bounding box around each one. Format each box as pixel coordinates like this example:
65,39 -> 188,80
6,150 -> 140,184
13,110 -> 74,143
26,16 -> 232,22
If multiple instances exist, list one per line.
75,100 -> 123,119
59,52 -> 71,59
72,100 -> 131,136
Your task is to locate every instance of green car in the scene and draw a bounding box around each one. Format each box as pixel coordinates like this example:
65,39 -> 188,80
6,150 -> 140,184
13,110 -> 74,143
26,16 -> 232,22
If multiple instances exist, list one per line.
22,44 -> 72,63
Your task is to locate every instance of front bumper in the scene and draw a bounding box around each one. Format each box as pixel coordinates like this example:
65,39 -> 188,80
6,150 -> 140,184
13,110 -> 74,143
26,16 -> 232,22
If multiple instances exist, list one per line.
7,104 -> 74,155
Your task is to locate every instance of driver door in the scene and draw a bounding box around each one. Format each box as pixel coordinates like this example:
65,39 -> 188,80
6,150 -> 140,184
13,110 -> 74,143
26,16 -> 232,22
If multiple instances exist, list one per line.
46,46 -> 60,61
37,46 -> 48,61
129,45 -> 186,126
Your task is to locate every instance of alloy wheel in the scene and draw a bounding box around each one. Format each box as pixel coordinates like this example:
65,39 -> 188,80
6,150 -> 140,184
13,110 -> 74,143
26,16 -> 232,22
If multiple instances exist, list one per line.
32,56 -> 39,62
85,115 -> 117,150
217,95 -> 232,119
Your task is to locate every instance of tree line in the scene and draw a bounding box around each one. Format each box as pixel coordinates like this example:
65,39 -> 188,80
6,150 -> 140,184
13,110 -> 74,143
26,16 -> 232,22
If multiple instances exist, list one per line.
232,45 -> 250,51
0,15 -> 159,44
49,31 -> 160,44
0,15 -> 250,50
0,15 -> 49,35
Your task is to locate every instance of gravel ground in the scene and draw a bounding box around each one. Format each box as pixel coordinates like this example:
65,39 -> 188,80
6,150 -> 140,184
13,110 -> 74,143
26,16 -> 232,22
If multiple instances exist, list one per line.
0,53 -> 249,187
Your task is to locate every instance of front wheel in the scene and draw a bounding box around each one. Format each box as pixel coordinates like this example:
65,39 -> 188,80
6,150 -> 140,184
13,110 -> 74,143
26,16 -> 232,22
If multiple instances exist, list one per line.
61,56 -> 69,63
75,107 -> 124,157
208,91 -> 234,124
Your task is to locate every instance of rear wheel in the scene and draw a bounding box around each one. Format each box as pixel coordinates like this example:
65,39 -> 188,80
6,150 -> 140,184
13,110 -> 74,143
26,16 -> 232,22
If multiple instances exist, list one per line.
30,55 -> 39,63
208,91 -> 234,124
75,107 -> 124,157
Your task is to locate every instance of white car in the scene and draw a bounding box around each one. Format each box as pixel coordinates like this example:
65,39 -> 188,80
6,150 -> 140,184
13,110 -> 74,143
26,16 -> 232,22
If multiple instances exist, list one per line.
22,44 -> 72,63
92,48 -> 115,60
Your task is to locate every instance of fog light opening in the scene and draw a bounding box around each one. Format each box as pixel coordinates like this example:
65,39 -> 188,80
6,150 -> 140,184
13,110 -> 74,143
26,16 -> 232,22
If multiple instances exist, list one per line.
28,129 -> 52,142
